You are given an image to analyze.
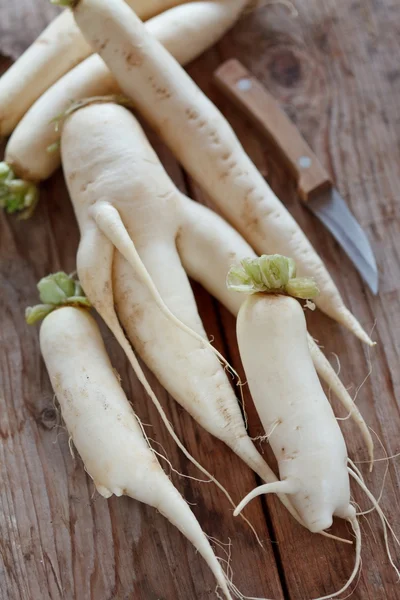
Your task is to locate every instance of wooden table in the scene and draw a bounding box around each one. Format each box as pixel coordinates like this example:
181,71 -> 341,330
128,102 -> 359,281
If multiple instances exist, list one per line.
1,1 -> 400,599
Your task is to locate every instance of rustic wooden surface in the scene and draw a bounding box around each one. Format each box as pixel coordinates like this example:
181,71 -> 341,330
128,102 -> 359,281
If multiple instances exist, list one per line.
1,1 -> 400,599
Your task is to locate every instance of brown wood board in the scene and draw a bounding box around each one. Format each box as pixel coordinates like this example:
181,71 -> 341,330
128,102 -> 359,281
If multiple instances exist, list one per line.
1,1 -> 400,599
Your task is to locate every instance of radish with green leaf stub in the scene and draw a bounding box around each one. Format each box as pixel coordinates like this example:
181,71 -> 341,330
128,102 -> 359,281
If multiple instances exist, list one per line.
1,0 -> 249,218
26,272 -> 235,600
61,0 -> 374,346
60,100 -> 372,540
228,255 -> 399,598
0,0 -> 186,137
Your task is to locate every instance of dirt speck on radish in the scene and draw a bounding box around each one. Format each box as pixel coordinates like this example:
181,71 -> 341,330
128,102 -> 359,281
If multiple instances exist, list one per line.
125,49 -> 143,67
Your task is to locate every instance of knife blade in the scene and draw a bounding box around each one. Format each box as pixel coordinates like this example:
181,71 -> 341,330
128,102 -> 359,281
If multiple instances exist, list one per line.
214,58 -> 378,294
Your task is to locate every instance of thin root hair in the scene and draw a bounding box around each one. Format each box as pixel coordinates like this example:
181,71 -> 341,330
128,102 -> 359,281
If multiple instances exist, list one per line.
147,436 -> 213,484
352,434 -> 390,516
68,435 -> 75,459
348,467 -> 400,580
251,419 -> 280,444
310,516 -> 361,600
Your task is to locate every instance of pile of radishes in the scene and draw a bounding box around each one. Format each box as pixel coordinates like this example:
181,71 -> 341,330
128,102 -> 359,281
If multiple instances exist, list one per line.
1,0 -> 397,598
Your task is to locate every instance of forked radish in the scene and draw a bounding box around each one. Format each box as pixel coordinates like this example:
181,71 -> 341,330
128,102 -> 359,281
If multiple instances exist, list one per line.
228,255 -> 398,598
26,272 -> 234,600
64,0 -> 374,346
60,100 -> 304,528
1,0 -> 249,217
0,0 -> 185,136
60,101 -> 371,539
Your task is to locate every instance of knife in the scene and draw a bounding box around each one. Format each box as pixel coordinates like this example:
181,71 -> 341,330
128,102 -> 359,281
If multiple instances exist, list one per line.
214,58 -> 378,294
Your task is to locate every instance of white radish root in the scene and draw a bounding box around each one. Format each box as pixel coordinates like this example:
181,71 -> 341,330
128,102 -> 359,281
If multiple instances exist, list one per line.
37,302 -> 234,599
227,261 -> 397,597
67,0 -> 374,346
234,291 -> 355,534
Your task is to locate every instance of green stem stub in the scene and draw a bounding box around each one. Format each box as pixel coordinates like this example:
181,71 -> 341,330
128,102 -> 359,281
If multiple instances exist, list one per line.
26,272 -> 91,324
0,162 -> 39,219
51,95 -> 134,134
50,0 -> 78,7
227,254 -> 319,299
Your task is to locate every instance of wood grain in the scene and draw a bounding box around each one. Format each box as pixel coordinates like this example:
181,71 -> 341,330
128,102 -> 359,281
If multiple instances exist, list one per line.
0,0 -> 59,60
1,1 -> 400,599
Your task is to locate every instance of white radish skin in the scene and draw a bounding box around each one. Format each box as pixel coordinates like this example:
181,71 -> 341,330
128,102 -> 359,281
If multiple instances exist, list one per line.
177,202 -> 374,463
70,0 -> 373,346
177,197 -> 252,315
235,294 -> 355,533
0,1 -> 185,136
61,102 -> 306,528
5,0 -> 249,184
40,306 -> 233,600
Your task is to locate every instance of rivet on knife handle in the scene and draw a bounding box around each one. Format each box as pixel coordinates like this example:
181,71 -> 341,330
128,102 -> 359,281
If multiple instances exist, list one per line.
214,58 -> 332,203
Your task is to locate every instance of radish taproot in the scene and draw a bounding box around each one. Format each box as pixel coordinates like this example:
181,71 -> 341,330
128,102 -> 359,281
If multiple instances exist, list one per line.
229,256 -> 355,533
1,0 -> 249,217
26,272 -> 234,600
0,0 -> 185,136
228,255 -> 398,598
60,101 -> 371,537
63,0 -> 374,346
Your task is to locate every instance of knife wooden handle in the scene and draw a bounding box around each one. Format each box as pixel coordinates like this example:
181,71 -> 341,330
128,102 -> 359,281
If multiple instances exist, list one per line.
214,59 -> 332,202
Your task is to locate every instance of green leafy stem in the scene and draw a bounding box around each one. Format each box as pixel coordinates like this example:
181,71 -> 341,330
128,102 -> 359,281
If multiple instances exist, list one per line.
26,272 -> 91,324
0,162 -> 39,219
227,254 -> 319,299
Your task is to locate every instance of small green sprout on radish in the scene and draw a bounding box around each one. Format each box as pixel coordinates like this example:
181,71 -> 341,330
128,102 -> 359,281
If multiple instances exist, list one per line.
0,161 -> 38,219
50,94 -> 133,135
227,254 -> 319,299
26,272 -> 91,325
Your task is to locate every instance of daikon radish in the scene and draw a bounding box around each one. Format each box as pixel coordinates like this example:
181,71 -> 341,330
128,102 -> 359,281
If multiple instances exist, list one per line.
229,256 -> 398,599
26,272 -> 234,599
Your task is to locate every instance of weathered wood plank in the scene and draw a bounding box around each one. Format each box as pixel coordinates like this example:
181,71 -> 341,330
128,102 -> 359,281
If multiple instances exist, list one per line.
0,0 -> 60,59
2,0 -> 400,599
